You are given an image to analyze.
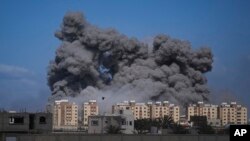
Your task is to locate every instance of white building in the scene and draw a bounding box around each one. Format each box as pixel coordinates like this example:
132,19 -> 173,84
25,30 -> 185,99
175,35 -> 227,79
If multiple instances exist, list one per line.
88,109 -> 134,134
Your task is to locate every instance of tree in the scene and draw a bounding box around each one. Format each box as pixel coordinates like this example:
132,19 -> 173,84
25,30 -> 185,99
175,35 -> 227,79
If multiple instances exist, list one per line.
162,115 -> 175,129
172,124 -> 189,134
198,125 -> 215,134
105,125 -> 122,134
134,118 -> 151,134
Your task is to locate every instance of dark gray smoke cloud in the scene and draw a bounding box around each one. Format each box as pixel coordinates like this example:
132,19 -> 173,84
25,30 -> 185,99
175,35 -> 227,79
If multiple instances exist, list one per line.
47,12 -> 213,112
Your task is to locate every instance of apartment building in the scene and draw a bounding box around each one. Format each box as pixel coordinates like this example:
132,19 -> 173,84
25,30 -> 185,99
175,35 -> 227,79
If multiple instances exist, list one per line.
112,100 -> 180,122
112,100 -> 150,119
187,101 -> 218,121
134,102 -> 151,119
83,100 -> 99,126
53,99 -> 78,130
187,101 -> 220,126
219,102 -> 248,126
151,101 -> 180,122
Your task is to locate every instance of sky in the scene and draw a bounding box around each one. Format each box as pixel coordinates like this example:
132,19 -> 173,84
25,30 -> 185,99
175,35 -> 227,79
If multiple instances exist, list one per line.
0,0 -> 250,115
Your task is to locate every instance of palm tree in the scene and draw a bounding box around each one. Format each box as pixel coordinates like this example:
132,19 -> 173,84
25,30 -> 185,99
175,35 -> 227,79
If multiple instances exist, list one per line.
162,115 -> 175,129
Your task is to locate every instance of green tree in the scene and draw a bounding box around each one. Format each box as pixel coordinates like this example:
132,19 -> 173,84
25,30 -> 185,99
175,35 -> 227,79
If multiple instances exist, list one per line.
134,118 -> 151,134
172,123 -> 189,134
162,115 -> 175,129
105,125 -> 122,134
198,125 -> 215,134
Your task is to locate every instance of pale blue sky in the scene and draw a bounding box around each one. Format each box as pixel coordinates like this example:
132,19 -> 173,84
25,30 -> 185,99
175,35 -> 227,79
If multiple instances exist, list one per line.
0,0 -> 250,114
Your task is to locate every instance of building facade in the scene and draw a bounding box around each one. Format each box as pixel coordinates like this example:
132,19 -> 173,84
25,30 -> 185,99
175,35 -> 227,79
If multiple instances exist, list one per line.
187,101 -> 248,126
187,102 -> 218,120
83,100 -> 99,126
88,109 -> 134,134
53,99 -> 78,130
219,102 -> 248,126
187,101 -> 219,126
151,101 -> 180,122
112,100 -> 180,122
0,111 -> 52,133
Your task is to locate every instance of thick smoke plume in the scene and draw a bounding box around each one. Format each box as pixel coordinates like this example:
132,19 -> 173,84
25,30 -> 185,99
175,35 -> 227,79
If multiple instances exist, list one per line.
47,12 -> 213,112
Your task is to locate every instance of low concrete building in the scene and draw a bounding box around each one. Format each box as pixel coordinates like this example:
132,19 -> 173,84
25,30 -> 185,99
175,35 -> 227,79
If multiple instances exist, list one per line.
88,115 -> 121,134
0,111 -> 52,133
88,109 -> 134,134
113,109 -> 134,134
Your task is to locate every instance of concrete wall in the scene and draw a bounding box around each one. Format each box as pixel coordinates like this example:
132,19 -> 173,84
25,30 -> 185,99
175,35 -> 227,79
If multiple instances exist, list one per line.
88,116 -> 121,134
2,134 -> 229,141
0,112 -> 52,133
34,113 -> 53,133
0,112 -> 30,132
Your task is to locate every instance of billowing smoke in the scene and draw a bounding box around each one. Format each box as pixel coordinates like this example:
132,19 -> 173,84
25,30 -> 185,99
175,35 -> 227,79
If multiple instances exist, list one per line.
47,12 -> 213,113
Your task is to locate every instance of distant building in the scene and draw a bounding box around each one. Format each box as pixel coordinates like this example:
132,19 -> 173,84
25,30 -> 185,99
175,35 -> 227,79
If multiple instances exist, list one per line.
83,100 -> 99,127
112,100 -> 180,122
88,109 -> 134,134
187,101 -> 219,126
187,101 -> 218,121
53,99 -> 78,130
151,101 -> 180,122
133,102 -> 151,119
187,101 -> 248,126
0,111 -> 52,133
219,102 -> 247,126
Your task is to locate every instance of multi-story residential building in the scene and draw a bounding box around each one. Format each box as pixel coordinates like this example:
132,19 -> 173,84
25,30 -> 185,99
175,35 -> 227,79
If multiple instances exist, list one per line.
219,102 -> 248,126
83,100 -> 99,126
151,101 -> 180,122
187,101 -> 218,121
112,101 -> 132,112
133,102 -> 151,119
187,101 -> 248,126
53,99 -> 78,130
112,100 -> 180,122
112,101 -> 152,120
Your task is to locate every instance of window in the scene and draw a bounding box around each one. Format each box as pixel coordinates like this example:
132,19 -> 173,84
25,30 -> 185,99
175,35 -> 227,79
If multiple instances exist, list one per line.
119,110 -> 123,114
9,116 -> 24,124
9,117 -> 14,124
39,116 -> 46,124
91,120 -> 98,126
121,119 -> 126,125
129,121 -> 132,126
